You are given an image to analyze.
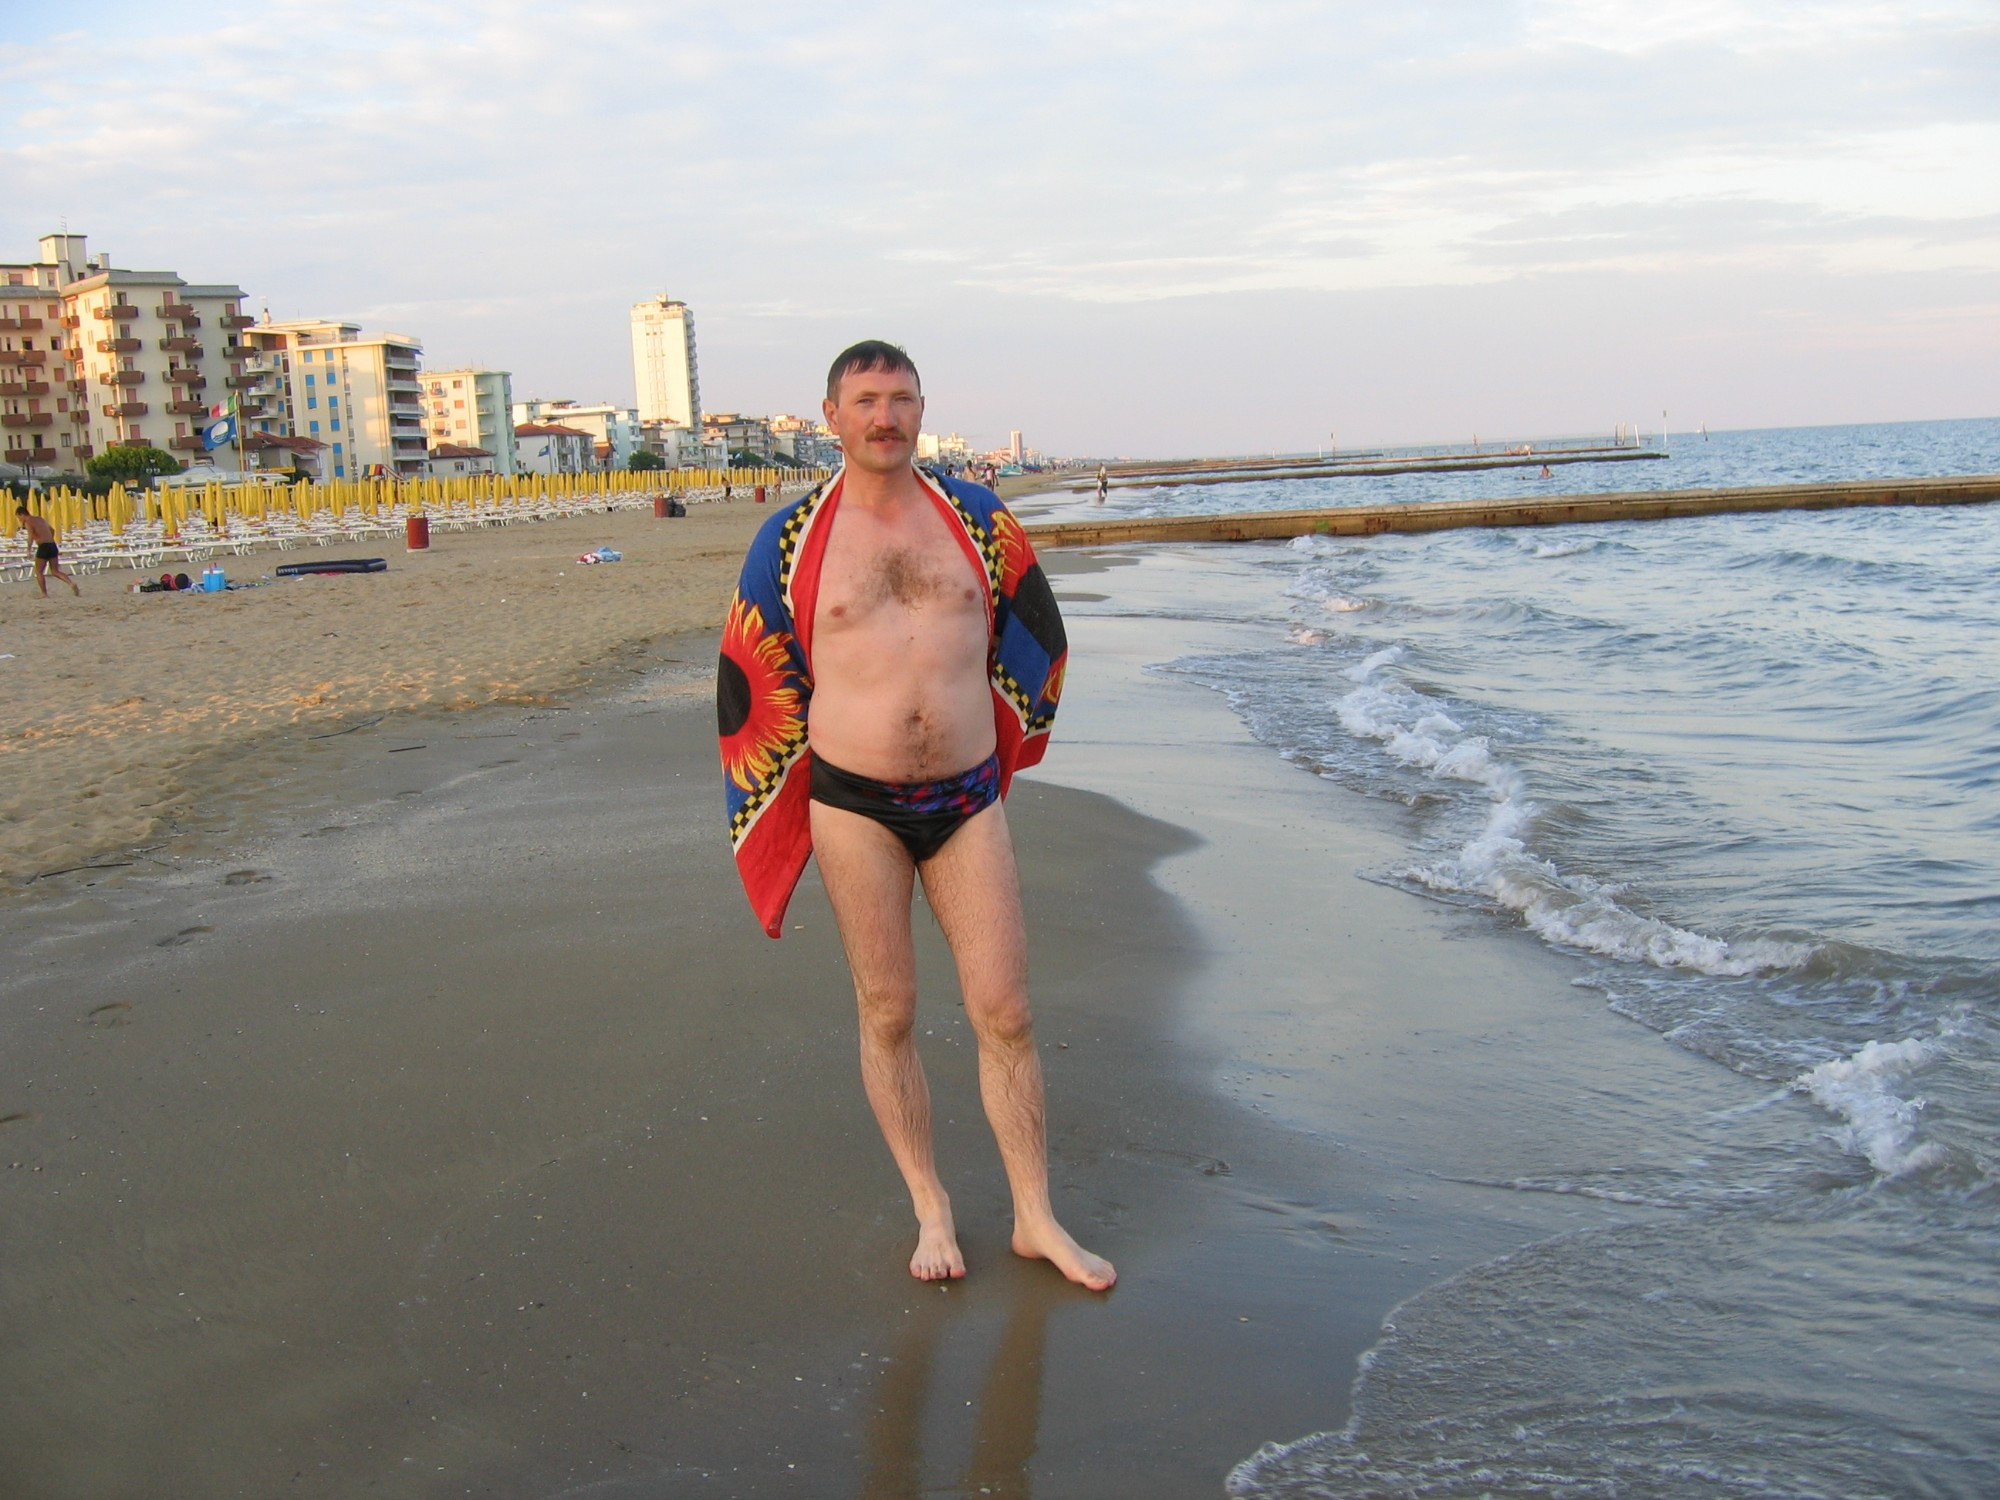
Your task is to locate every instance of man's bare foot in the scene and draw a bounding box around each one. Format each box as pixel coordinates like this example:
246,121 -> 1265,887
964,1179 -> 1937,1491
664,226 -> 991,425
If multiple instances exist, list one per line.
1013,1215 -> 1116,1291
910,1207 -> 966,1282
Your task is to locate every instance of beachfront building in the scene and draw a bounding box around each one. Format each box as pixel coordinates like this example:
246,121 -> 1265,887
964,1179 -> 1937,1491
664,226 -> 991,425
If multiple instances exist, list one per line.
242,432 -> 329,480
915,430 -> 972,469
2,233 -> 251,477
631,294 -> 701,430
429,442 -> 495,476
513,421 -> 592,476
240,319 -> 427,478
511,399 -> 640,469
424,369 -> 516,475
638,418 -> 702,468
771,413 -> 839,468
704,412 -> 773,464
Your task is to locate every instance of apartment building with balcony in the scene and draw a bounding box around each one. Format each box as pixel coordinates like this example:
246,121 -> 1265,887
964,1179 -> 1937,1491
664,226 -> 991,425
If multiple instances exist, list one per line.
2,233 -> 250,475
513,422 -> 593,476
630,295 -> 700,430
702,411 -> 775,464
240,319 -> 427,478
771,413 -> 840,468
425,369 -> 516,475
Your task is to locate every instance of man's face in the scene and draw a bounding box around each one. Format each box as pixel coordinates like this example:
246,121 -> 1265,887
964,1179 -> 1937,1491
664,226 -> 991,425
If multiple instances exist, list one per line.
823,363 -> 924,475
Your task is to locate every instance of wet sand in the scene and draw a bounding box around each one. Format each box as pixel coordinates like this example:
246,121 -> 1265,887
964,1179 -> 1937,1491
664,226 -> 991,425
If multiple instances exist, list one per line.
0,541 -> 1708,1497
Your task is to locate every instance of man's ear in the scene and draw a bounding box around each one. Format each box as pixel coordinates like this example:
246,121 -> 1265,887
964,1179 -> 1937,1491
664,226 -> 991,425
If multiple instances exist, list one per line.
822,397 -> 837,425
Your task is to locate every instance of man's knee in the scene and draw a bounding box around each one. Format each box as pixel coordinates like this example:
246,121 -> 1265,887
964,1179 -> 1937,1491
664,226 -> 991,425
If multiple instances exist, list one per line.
856,984 -> 919,1049
966,987 -> 1034,1049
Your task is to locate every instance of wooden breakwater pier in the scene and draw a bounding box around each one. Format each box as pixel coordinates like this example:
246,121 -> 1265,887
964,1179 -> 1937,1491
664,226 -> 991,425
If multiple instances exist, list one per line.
1068,443 -> 1664,492
1024,474 -> 2000,549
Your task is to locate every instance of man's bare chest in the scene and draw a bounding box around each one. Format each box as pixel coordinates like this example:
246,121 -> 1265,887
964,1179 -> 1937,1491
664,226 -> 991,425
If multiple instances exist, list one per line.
815,520 -> 987,633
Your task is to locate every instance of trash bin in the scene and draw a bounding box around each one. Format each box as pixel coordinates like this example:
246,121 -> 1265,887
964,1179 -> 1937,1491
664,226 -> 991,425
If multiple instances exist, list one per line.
654,496 -> 669,518
407,515 -> 430,550
754,484 -> 767,504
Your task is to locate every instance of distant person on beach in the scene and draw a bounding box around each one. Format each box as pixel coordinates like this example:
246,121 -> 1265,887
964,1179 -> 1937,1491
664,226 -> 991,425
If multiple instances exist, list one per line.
1539,465 -> 1554,479
717,340 -> 1113,1291
16,505 -> 79,597
1096,464 -> 1108,502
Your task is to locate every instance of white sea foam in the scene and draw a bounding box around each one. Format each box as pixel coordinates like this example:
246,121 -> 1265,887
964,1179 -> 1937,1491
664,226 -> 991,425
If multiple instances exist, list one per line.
1320,594 -> 1371,613
1527,537 -> 1599,559
1336,653 -> 1810,978
1794,1038 -> 1948,1177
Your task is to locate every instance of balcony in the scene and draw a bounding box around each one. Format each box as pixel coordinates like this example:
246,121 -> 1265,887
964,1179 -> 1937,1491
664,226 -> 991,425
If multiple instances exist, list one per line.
2,411 -> 54,428
165,368 -> 208,390
96,303 -> 139,321
74,445 -> 93,460
0,316 -> 44,331
100,369 -> 145,387
165,398 -> 206,416
159,336 -> 201,355
222,312 -> 254,330
168,434 -> 208,453
103,401 -> 149,418
225,371 -> 257,389
98,337 -> 142,354
159,301 -> 198,321
0,379 -> 50,398
3,444 -> 57,464
61,315 -> 81,330
0,349 -> 49,367
66,378 -> 87,396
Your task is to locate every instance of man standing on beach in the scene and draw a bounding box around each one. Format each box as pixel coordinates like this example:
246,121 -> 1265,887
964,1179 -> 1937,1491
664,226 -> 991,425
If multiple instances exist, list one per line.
16,504 -> 80,597
717,341 -> 1114,1291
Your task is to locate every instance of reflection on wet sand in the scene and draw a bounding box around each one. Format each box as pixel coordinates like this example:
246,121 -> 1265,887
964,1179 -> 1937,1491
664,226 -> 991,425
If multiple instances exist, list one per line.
863,1276 -> 1056,1499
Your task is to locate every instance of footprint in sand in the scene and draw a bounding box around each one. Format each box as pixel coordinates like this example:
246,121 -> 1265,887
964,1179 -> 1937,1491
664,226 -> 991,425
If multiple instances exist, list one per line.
223,870 -> 274,886
84,1002 -> 132,1026
300,826 -> 348,838
478,758 -> 519,770
1,1111 -> 42,1125
155,926 -> 214,947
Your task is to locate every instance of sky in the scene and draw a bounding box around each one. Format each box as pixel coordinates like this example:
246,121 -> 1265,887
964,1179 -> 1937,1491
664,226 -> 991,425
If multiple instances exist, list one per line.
4,0 -> 1995,456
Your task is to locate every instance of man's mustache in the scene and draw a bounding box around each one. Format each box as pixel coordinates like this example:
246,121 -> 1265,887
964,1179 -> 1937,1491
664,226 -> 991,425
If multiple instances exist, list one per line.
865,428 -> 907,441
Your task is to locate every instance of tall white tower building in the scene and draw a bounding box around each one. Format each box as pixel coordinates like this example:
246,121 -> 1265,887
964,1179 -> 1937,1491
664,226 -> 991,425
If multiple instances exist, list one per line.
630,295 -> 700,430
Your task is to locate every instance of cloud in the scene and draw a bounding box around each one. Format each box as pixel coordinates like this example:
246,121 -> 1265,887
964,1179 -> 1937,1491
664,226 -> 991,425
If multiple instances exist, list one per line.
2,0 -> 1994,448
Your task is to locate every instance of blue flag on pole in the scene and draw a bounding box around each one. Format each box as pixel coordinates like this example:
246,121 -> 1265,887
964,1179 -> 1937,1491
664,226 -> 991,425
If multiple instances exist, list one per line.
203,414 -> 237,451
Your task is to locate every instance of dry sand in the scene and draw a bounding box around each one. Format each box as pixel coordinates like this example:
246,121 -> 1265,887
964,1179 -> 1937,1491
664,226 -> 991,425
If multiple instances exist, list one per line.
1,502 -> 770,885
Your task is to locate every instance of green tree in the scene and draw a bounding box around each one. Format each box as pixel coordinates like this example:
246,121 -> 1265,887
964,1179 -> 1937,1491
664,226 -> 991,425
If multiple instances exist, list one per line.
86,446 -> 182,484
627,449 -> 666,471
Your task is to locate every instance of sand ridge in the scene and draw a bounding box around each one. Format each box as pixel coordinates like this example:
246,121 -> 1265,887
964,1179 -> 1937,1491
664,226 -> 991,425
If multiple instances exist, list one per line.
0,500 -> 771,884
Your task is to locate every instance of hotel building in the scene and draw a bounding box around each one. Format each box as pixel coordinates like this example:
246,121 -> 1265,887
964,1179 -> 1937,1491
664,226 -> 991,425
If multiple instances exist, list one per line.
2,233 -> 250,476
630,295 -> 701,430
425,368 -> 517,475
239,319 -> 427,478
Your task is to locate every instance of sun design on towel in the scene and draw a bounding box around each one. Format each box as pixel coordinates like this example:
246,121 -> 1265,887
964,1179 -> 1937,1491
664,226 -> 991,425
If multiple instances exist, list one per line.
717,596 -> 804,792
991,508 -> 1032,595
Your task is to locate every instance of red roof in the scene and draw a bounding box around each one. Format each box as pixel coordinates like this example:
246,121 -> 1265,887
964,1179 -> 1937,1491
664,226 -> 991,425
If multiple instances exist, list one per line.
430,443 -> 492,459
246,433 -> 327,452
515,422 -> 590,438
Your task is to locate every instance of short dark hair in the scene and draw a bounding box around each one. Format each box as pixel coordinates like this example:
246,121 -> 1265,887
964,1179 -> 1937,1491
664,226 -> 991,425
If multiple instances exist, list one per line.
826,340 -> 920,403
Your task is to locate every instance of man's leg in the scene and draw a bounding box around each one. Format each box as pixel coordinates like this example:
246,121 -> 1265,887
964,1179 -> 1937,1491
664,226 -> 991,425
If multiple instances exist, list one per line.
920,802 -> 1116,1291
33,556 -> 48,597
810,799 -> 965,1281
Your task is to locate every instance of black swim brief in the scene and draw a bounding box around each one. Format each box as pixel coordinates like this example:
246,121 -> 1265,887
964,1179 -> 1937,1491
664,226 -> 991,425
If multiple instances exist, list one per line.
810,753 -> 1002,863
35,541 -> 58,561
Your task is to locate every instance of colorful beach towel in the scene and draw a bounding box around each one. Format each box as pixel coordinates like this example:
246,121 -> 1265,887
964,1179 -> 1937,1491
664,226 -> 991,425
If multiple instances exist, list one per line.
717,466 -> 1067,937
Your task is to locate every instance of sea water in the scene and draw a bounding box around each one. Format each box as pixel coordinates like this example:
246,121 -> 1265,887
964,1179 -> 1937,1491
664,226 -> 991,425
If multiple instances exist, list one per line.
1043,419 -> 2000,1497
